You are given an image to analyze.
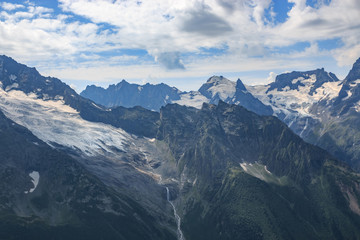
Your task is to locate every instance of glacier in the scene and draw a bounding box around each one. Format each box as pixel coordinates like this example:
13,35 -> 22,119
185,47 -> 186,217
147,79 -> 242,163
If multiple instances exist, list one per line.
0,88 -> 131,157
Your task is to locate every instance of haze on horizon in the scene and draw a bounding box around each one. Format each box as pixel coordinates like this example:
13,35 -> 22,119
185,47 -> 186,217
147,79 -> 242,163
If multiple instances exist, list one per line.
0,0 -> 359,92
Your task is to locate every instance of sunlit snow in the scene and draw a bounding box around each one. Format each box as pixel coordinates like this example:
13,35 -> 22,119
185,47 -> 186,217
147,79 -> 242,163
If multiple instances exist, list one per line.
355,101 -> 360,112
207,76 -> 236,100
349,79 -> 360,87
5,83 -> 19,92
9,74 -> 17,81
24,171 -> 39,194
247,78 -> 342,117
174,91 -> 209,109
239,162 -> 284,184
0,89 -> 131,157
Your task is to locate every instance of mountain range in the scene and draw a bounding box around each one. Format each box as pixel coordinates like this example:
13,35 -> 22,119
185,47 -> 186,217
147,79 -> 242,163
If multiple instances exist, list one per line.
1,55 -> 360,239
81,75 -> 273,116
81,59 -> 360,172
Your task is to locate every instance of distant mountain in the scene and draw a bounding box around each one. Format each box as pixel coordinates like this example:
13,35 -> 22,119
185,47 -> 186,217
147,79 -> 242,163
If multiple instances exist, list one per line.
81,80 -> 181,111
157,101 -> 360,239
198,76 -> 273,115
266,68 -> 339,94
306,59 -> 360,170
81,75 -> 273,115
0,55 -> 159,138
247,62 -> 360,171
248,68 -> 341,138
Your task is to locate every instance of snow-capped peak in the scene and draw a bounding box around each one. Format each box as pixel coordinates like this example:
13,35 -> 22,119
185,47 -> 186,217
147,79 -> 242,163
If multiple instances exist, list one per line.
199,76 -> 236,100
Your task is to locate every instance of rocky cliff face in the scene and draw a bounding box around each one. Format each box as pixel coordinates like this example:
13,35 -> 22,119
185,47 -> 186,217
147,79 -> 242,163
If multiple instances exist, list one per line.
157,102 -> 360,240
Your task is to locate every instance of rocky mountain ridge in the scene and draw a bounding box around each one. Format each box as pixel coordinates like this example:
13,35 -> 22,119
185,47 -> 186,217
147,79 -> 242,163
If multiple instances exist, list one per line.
80,57 -> 360,171
81,75 -> 273,116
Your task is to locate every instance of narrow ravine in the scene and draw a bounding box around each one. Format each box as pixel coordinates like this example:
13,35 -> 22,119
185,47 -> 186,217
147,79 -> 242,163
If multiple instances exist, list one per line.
166,187 -> 185,240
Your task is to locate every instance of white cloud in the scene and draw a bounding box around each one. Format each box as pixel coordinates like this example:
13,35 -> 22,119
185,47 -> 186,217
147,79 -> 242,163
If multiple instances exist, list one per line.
251,0 -> 272,28
0,0 -> 359,88
1,2 -> 25,11
156,52 -> 185,70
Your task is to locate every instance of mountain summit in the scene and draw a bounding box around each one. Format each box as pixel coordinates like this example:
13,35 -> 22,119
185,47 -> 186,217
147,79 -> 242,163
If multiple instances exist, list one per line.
198,75 -> 236,101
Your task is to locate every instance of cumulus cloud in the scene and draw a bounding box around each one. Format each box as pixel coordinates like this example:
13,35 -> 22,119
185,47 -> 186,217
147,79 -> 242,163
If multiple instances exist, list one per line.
156,52 -> 185,70
0,2 -> 25,11
251,0 -> 272,27
181,5 -> 233,37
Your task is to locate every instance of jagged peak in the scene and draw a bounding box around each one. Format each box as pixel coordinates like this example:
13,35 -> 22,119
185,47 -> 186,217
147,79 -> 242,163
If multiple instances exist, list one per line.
235,78 -> 247,92
344,57 -> 360,83
199,75 -> 236,100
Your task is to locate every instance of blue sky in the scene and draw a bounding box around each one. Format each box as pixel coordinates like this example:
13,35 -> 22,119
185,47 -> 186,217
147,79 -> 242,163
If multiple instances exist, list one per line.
0,0 -> 359,92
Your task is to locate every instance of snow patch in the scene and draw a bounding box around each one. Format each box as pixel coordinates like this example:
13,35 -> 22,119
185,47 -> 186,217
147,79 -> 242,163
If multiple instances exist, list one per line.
247,80 -> 341,118
291,77 -> 304,84
349,79 -> 360,87
240,162 -> 248,171
300,118 -> 309,137
283,86 -> 290,91
173,91 -> 209,109
354,101 -> 360,112
54,95 -> 64,100
91,102 -> 103,110
42,94 -> 50,100
317,82 -> 342,100
9,74 -> 17,81
138,86 -> 143,91
343,90 -> 352,101
24,171 -> 39,194
5,83 -> 19,92
264,166 -> 271,174
239,162 -> 283,184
